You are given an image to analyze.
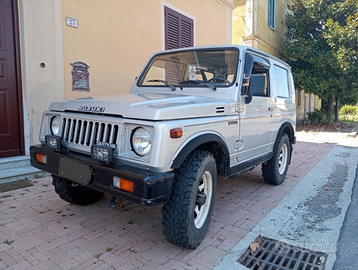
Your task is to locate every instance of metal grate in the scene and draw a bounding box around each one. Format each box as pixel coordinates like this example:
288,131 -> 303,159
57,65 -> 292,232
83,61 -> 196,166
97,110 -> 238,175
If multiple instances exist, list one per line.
238,237 -> 327,270
61,117 -> 119,147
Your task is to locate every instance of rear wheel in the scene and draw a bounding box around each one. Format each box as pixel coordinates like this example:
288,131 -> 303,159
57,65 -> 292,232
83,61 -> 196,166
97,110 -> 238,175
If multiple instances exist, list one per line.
162,150 -> 217,249
262,134 -> 291,185
52,175 -> 104,205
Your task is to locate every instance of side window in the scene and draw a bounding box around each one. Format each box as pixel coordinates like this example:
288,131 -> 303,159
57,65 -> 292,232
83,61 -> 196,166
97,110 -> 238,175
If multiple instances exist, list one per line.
273,65 -> 290,98
164,6 -> 194,50
251,63 -> 270,97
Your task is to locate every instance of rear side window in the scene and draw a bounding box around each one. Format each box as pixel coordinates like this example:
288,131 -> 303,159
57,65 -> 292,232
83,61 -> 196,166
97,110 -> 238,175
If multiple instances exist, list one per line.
273,65 -> 289,98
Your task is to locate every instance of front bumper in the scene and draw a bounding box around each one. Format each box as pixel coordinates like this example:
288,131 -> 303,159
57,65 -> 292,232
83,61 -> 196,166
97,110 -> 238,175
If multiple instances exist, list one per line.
30,145 -> 174,206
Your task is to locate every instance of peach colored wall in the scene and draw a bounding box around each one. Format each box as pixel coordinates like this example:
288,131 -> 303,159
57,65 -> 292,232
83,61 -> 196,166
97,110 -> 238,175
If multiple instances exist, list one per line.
61,0 -> 231,100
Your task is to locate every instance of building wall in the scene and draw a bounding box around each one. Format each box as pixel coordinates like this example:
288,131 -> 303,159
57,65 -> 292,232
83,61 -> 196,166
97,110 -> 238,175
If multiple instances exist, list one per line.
295,90 -> 305,121
61,0 -> 232,101
232,0 -> 246,45
255,0 -> 293,58
16,0 -> 232,151
232,0 -> 321,122
18,0 -> 64,151
232,0 -> 293,57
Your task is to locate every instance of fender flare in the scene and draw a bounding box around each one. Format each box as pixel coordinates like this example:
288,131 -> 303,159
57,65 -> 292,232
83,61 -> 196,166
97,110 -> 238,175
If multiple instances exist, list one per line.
273,122 -> 295,164
170,133 -> 230,170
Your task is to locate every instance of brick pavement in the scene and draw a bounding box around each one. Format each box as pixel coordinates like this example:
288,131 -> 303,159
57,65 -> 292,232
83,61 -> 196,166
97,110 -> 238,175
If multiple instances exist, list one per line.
0,139 -> 334,270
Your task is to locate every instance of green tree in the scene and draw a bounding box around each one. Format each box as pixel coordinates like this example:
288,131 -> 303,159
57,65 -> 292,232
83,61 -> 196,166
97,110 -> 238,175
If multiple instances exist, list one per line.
282,0 -> 358,122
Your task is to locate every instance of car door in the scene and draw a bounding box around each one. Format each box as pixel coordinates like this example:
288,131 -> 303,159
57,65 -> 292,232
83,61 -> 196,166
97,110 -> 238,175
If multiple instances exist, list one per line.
237,53 -> 275,163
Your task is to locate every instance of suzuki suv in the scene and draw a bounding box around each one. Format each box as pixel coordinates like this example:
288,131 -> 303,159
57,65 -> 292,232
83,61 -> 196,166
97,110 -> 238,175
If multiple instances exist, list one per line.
31,45 -> 296,249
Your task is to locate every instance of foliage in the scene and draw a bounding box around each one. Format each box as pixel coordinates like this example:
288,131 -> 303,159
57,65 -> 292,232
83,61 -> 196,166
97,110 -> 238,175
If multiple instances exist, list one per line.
339,104 -> 358,115
307,109 -> 327,122
325,1 -> 358,72
282,0 -> 358,121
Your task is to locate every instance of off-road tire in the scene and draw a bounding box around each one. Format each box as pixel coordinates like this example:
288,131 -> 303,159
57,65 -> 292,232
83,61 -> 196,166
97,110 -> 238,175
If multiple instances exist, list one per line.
52,175 -> 104,205
262,133 -> 291,185
162,150 -> 217,249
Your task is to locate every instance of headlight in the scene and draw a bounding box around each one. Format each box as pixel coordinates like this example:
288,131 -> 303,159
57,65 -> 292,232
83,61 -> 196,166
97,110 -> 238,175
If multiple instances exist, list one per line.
50,116 -> 61,136
131,127 -> 152,156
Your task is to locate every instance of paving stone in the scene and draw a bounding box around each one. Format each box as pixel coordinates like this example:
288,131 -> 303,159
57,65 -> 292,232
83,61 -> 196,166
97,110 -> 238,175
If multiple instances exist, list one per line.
0,133 -> 339,269
99,252 -> 127,268
11,234 -> 46,252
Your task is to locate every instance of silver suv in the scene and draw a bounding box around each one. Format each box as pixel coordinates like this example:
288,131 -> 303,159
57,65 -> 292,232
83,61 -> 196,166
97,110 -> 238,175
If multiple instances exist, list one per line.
31,45 -> 296,249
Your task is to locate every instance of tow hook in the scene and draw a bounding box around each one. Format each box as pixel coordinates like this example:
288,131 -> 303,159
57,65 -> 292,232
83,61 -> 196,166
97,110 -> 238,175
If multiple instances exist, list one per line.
108,196 -> 124,210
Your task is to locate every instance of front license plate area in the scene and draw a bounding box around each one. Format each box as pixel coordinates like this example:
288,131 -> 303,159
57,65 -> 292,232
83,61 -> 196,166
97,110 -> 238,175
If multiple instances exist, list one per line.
58,157 -> 92,185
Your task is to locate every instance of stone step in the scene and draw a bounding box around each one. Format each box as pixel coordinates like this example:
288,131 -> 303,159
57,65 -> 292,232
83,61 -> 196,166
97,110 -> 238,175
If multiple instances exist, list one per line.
0,166 -> 49,184
0,156 -> 31,171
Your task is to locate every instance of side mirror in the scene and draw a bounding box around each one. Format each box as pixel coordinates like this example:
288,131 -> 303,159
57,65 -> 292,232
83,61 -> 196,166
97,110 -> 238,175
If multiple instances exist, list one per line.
245,74 -> 266,104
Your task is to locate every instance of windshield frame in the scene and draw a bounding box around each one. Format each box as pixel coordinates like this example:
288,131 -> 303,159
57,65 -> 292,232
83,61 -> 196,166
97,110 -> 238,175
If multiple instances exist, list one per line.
137,47 -> 240,90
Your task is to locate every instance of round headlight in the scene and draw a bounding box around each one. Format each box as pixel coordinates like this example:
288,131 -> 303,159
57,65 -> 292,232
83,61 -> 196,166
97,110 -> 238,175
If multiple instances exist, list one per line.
131,127 -> 152,156
50,116 -> 61,136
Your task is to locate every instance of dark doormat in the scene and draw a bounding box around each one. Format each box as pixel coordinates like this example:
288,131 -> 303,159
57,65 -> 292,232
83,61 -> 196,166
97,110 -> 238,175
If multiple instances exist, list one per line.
238,236 -> 328,270
0,180 -> 33,193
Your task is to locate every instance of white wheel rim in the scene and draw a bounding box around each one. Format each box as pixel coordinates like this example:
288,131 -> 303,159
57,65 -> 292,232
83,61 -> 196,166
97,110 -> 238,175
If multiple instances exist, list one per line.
278,143 -> 288,175
194,171 -> 213,229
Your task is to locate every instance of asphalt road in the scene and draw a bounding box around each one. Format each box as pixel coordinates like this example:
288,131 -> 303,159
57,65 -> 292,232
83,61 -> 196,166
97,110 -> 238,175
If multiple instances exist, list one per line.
333,163 -> 358,270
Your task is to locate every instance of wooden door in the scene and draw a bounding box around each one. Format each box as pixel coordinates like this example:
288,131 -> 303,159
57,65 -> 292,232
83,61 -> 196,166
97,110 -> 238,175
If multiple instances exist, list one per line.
0,0 -> 23,158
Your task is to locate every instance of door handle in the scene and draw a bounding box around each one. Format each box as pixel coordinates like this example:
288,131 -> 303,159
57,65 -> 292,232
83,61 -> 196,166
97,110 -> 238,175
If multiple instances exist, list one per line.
268,107 -> 274,112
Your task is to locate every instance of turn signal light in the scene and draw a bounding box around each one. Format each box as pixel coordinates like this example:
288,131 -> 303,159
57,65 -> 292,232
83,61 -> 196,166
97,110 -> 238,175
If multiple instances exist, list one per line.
113,176 -> 134,193
120,179 -> 134,193
36,153 -> 47,164
170,128 -> 183,138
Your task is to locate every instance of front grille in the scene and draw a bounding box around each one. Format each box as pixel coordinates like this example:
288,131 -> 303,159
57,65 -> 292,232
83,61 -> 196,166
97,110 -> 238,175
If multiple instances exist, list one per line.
60,117 -> 119,147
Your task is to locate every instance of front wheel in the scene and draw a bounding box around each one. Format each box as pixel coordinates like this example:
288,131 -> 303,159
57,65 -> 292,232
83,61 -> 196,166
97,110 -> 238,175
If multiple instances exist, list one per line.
262,133 -> 291,185
162,150 -> 217,249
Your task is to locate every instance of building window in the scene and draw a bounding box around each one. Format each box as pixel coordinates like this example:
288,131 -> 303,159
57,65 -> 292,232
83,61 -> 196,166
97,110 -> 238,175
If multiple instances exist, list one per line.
286,10 -> 292,42
268,0 -> 275,29
297,91 -> 302,108
164,6 -> 194,50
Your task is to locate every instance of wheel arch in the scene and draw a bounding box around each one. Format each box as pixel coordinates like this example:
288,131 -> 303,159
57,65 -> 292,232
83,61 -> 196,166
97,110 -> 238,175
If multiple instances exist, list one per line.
273,122 -> 295,164
170,133 -> 230,177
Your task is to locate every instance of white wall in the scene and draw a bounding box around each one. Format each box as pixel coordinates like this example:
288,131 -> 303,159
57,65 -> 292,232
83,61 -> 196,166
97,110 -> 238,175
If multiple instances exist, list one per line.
18,0 -> 65,153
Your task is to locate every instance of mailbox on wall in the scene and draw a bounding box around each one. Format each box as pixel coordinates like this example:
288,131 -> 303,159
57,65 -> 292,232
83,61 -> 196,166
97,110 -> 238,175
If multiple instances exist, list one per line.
71,61 -> 90,91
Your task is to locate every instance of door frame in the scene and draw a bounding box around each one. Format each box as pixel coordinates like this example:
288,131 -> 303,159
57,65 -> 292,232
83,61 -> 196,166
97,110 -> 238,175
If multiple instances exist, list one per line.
10,0 -> 25,155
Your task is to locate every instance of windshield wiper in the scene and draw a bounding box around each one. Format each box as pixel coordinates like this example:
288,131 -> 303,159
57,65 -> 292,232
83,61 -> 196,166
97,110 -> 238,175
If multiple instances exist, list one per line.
146,79 -> 176,91
179,80 -> 216,91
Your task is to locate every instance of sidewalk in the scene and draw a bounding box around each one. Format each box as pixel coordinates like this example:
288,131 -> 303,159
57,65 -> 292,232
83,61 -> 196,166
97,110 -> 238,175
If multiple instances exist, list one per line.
0,132 -> 352,270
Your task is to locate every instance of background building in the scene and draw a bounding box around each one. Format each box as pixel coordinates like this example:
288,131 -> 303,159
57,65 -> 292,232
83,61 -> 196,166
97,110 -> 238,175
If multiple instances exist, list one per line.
0,0 -> 234,162
1,0 -> 318,180
232,0 -> 321,122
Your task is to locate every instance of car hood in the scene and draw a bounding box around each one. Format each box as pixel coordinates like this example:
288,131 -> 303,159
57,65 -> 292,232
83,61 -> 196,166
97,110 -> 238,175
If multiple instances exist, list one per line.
49,93 -> 232,120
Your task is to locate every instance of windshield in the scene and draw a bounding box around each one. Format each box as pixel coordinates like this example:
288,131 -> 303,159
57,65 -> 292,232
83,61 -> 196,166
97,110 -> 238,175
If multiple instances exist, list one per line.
138,48 -> 239,89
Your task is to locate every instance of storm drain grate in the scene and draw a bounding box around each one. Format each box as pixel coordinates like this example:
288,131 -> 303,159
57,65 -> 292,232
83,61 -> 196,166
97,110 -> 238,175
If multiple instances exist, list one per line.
237,237 -> 328,270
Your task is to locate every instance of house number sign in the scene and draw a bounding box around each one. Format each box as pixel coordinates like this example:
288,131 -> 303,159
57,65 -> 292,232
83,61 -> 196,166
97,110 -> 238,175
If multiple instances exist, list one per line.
66,17 -> 78,28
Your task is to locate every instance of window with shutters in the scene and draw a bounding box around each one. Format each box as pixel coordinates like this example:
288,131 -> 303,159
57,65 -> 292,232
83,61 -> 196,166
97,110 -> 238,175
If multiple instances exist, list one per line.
164,6 -> 193,50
